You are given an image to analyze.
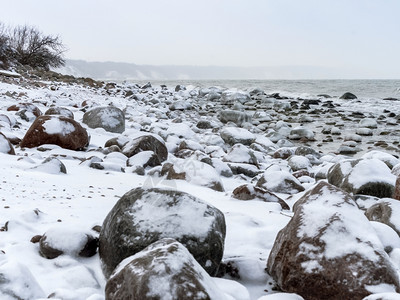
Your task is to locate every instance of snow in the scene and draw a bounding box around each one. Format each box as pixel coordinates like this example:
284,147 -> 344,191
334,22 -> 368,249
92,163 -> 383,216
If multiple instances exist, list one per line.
347,159 -> 395,189
42,116 -> 76,136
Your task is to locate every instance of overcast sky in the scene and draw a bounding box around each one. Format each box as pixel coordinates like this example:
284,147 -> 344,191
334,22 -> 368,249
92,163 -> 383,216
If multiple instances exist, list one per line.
1,0 -> 399,78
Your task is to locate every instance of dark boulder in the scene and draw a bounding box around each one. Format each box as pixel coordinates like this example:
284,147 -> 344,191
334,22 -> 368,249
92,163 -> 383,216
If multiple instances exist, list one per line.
0,132 -> 15,155
99,187 -> 226,278
340,92 -> 357,100
44,107 -> 74,119
122,134 -> 168,162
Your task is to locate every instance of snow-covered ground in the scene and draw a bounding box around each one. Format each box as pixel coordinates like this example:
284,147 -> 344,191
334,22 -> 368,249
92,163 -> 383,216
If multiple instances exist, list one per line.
1,72 -> 400,300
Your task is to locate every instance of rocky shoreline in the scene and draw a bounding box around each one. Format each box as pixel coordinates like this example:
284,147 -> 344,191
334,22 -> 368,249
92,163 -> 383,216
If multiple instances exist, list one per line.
1,69 -> 400,299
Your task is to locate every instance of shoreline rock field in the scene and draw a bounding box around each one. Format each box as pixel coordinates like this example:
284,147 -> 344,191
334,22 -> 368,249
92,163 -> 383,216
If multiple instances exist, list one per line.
1,68 -> 400,299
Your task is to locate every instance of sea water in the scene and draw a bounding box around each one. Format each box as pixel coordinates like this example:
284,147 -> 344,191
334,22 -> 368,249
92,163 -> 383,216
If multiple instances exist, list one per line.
132,79 -> 400,100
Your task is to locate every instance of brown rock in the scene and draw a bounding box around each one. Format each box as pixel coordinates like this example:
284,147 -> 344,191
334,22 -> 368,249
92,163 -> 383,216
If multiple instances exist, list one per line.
0,132 -> 15,155
393,176 -> 400,200
232,184 -> 289,210
267,181 -> 400,300
20,115 -> 89,150
122,135 -> 168,162
7,103 -> 42,117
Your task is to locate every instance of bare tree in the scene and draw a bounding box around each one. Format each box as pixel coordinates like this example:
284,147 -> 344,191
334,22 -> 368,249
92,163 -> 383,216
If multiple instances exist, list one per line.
0,22 -> 12,68
8,25 -> 66,70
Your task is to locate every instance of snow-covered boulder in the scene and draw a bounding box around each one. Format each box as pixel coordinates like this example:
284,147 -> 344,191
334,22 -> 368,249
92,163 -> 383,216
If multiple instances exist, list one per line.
126,150 -> 161,169
0,132 -> 15,155
105,238 -> 228,300
99,187 -> 226,278
223,144 -> 258,165
220,127 -> 255,146
362,151 -> 400,169
256,170 -> 305,194
32,157 -> 67,174
122,134 -> 168,162
39,225 -> 98,259
267,181 -> 400,300
288,155 -> 311,172
20,115 -> 89,150
231,184 -> 289,210
83,106 -> 125,133
366,199 -> 400,236
163,158 -> 225,191
218,110 -> 252,126
8,102 -> 42,122
359,118 -> 378,129
289,127 -> 315,140
333,159 -> 395,198
45,107 -> 74,119
0,261 -> 45,299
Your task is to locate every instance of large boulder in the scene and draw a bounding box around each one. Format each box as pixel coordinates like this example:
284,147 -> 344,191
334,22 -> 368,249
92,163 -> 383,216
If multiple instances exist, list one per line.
328,158 -> 395,198
99,187 -> 226,278
122,134 -> 168,162
267,181 -> 400,300
82,106 -> 125,133
340,92 -> 357,99
20,115 -> 89,150
105,238 -> 227,300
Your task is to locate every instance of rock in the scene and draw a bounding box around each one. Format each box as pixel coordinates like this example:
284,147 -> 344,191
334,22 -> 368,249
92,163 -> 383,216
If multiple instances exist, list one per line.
99,187 -> 226,278
20,115 -> 89,150
256,170 -> 305,194
294,146 -> 322,159
228,163 -> 262,178
0,132 -> 15,155
82,106 -> 125,133
33,157 -> 67,174
370,221 -> 400,253
366,199 -> 400,236
45,107 -> 74,119
175,84 -> 186,92
7,103 -> 42,118
340,92 -> 357,99
232,184 -> 289,209
357,127 -> 373,136
221,91 -> 251,105
39,226 -> 98,259
289,127 -> 315,140
273,147 -> 296,159
223,144 -> 258,165
220,127 -> 255,146
197,120 -> 213,129
362,151 -> 400,169
122,134 -> 168,162
169,100 -> 192,111
267,181 -> 400,300
288,155 -> 311,171
104,135 -> 130,149
126,151 -> 161,168
166,158 -> 225,192
218,110 -> 252,126
330,158 -> 396,198
105,238 -> 227,300
0,261 -> 46,299
359,118 -> 378,129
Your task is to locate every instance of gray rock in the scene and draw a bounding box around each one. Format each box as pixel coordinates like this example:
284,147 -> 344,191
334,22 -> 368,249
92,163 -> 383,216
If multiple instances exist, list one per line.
83,106 -> 125,133
99,187 -> 226,278
105,239 -> 226,300
340,92 -> 357,99
218,110 -> 252,126
122,135 -> 168,163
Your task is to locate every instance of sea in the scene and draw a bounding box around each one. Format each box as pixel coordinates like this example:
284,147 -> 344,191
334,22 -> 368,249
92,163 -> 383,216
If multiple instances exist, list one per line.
132,79 -> 400,100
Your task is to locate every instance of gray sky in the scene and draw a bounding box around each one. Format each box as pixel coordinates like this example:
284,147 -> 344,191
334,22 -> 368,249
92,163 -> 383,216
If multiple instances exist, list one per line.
1,0 -> 400,78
